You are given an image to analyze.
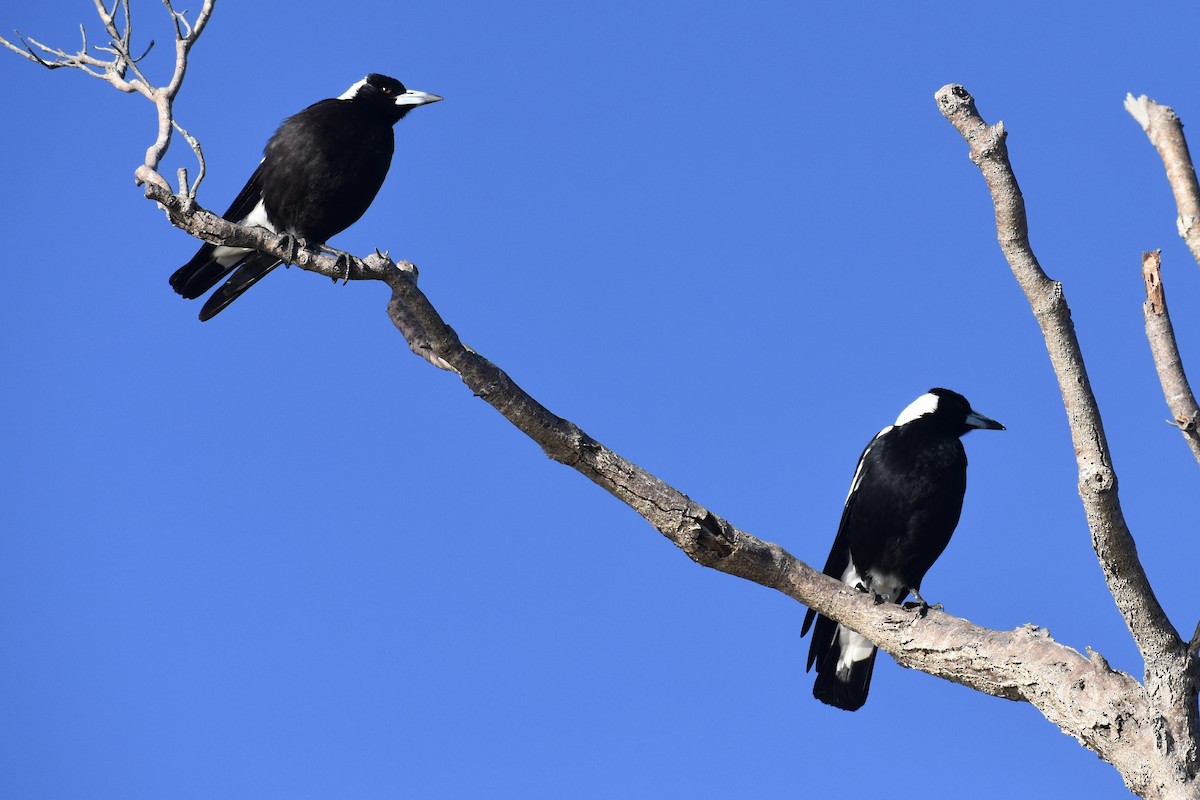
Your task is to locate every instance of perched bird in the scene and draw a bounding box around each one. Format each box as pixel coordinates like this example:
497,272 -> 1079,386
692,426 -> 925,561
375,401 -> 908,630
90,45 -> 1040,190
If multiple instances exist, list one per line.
170,74 -> 442,320
801,388 -> 1004,711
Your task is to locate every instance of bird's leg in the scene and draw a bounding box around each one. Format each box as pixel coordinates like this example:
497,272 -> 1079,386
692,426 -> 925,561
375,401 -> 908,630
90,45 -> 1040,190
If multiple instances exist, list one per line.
852,580 -> 887,605
274,233 -> 303,267
903,588 -> 943,617
334,252 -> 352,284
307,243 -> 355,284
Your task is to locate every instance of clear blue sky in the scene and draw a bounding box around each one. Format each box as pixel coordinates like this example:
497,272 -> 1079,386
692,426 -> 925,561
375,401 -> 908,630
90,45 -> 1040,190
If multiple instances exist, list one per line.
3,2 -> 1199,797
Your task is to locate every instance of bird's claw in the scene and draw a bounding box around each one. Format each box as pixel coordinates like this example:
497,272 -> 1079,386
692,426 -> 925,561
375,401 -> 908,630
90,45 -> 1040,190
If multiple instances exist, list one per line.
333,252 -> 353,285
902,593 -> 942,618
275,233 -> 303,267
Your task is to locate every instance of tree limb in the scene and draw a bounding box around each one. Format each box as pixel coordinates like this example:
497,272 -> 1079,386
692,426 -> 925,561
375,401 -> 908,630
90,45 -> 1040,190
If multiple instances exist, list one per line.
1126,94 -> 1200,270
1141,250 -> 1200,464
936,84 -> 1198,796
934,83 -> 1181,668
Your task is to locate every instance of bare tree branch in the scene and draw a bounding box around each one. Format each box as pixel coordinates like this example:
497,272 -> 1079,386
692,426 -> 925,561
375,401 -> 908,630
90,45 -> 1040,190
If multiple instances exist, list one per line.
0,0 -> 213,196
935,84 -> 1200,796
934,83 -> 1181,669
1126,94 -> 1200,270
135,169 -> 1191,796
1141,250 -> 1200,463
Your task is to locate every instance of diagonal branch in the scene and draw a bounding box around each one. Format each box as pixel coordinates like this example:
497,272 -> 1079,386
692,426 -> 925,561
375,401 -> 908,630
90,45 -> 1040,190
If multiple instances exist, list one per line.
934,84 -> 1182,676
1141,250 -> 1200,464
144,173 -> 1170,790
1126,94 -> 1200,269
376,197 -> 1166,792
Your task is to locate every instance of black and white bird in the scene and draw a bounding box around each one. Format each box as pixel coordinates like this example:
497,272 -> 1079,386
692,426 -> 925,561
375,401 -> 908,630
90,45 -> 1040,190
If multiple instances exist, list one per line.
801,388 -> 1004,711
170,74 -> 442,320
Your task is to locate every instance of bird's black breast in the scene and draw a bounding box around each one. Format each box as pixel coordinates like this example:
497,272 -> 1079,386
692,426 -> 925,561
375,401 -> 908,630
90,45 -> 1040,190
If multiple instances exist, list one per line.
259,99 -> 397,243
843,427 -> 968,590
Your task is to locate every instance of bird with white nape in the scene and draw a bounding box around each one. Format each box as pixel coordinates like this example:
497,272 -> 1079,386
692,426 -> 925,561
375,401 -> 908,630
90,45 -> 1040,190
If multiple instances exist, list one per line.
801,388 -> 1004,711
170,73 -> 442,321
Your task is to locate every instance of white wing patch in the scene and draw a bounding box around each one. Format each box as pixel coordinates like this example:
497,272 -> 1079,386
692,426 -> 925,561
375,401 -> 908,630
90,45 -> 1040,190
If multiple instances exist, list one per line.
212,199 -> 276,266
894,392 -> 940,426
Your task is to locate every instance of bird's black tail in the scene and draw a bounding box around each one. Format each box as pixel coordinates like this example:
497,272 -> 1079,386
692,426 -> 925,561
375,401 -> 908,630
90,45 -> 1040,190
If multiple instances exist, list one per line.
170,246 -> 281,321
197,257 -> 282,321
802,609 -> 876,711
171,244 -> 237,300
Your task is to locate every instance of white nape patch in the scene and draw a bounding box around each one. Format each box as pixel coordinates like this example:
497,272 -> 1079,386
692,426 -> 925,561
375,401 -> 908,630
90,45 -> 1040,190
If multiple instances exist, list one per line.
338,76 -> 369,100
894,392 -> 940,426
212,200 -> 276,266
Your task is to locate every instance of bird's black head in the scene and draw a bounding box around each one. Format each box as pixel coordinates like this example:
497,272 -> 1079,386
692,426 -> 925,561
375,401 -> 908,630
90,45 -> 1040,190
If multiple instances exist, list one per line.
338,73 -> 443,123
894,388 -> 1005,437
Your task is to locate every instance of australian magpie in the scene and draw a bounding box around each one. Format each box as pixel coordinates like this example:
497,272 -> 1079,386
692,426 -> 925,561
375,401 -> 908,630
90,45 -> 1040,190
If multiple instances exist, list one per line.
170,74 -> 442,320
800,388 -> 1004,711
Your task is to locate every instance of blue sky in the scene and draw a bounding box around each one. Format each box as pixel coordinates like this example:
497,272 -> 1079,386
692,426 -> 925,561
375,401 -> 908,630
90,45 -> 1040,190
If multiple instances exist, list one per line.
3,2 -> 1199,797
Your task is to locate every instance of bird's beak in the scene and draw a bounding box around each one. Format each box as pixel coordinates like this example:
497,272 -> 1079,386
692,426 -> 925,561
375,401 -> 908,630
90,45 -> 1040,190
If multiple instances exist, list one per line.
395,89 -> 443,107
965,410 -> 1005,431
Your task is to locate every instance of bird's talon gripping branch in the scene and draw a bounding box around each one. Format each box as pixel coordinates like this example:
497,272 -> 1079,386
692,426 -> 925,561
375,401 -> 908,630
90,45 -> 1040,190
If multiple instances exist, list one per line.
906,589 -> 932,615
280,233 -> 300,266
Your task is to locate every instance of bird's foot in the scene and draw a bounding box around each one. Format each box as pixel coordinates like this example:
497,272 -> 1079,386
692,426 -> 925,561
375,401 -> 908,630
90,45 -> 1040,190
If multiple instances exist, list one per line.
275,233 -> 303,267
333,252 -> 353,284
306,243 -> 354,284
902,589 -> 943,618
852,582 -> 887,605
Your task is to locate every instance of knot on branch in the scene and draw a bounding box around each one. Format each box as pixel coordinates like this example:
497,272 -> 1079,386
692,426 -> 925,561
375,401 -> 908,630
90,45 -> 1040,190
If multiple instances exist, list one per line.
936,83 -> 975,117
1079,464 -> 1116,494
1177,212 -> 1198,239
1172,409 -> 1199,432
693,511 -> 735,562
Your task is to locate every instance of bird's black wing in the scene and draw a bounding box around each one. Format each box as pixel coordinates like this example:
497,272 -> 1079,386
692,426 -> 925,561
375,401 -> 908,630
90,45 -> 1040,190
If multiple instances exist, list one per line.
800,434 -> 886,710
801,436 -> 874,656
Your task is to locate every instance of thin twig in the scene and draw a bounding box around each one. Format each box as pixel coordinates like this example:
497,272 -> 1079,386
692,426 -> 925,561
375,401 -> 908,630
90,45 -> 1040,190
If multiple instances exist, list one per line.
1141,250 -> 1200,463
0,0 -> 213,192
